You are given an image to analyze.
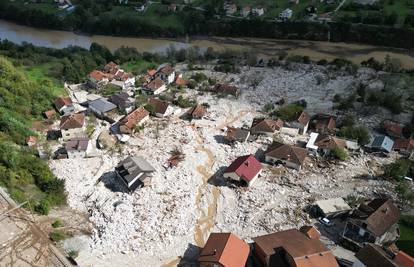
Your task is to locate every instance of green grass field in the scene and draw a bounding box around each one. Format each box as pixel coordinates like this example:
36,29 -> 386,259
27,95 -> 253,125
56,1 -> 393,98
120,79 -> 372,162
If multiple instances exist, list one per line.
19,63 -> 66,97
397,224 -> 414,256
121,59 -> 157,74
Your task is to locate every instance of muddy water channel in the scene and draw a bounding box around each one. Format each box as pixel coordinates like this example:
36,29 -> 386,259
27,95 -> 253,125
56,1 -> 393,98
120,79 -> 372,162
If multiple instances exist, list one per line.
1,19 -> 414,68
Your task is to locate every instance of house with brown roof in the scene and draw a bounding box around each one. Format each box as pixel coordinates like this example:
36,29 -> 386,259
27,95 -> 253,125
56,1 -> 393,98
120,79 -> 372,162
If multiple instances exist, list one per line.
119,107 -> 150,134
65,137 -> 90,159
394,250 -> 414,267
156,64 -> 176,84
212,84 -> 240,97
60,113 -> 85,141
188,105 -> 207,120
142,77 -> 167,95
148,98 -> 174,118
198,233 -> 250,267
314,134 -> 347,155
265,142 -> 308,170
342,198 -> 400,249
353,244 -> 407,267
281,111 -> 310,136
383,120 -> 404,138
225,127 -> 250,143
44,109 -> 57,120
393,138 -> 414,154
103,61 -> 120,75
175,76 -> 187,87
311,114 -> 336,134
54,96 -> 74,115
223,155 -> 262,186
253,228 -> 339,267
300,225 -> 321,240
251,118 -> 284,136
88,70 -> 109,90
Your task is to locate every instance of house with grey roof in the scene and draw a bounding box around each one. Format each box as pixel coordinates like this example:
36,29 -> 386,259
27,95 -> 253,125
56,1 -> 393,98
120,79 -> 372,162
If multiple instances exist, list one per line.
313,198 -> 351,218
115,156 -> 156,191
88,98 -> 118,121
371,135 -> 394,153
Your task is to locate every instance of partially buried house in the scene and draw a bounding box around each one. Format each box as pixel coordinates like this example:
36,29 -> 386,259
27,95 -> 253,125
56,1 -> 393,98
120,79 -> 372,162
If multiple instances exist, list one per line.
115,156 -> 156,191
198,232 -> 250,267
253,228 -> 339,267
119,107 -> 150,134
342,198 -> 400,249
223,155 -> 262,186
265,142 -> 308,170
250,118 -> 284,136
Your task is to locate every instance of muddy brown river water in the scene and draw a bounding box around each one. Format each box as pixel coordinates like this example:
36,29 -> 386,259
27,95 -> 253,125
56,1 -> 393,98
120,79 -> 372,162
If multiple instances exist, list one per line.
1,19 -> 414,68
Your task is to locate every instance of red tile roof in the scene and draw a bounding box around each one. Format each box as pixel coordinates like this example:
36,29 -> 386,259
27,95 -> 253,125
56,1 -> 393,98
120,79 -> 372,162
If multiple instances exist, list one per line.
147,69 -> 157,76
296,111 -> 311,126
300,225 -> 321,240
146,77 -> 165,90
119,107 -> 149,130
104,61 -> 120,74
54,96 -> 72,110
89,70 -> 108,81
394,251 -> 414,267
159,65 -> 174,75
148,98 -> 170,115
224,155 -> 262,182
175,77 -> 187,86
251,118 -> 284,133
383,120 -> 404,137
198,233 -> 250,267
60,113 -> 85,130
189,105 -> 206,119
393,138 -> 414,151
315,134 -> 346,150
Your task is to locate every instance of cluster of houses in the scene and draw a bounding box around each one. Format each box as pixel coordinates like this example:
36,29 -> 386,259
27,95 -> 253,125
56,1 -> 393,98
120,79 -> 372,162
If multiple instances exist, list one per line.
224,2 -> 266,17
197,197 -> 413,267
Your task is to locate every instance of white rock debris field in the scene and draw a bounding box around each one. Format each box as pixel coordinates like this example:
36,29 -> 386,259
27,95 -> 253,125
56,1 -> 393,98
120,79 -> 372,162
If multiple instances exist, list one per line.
50,65 -> 398,266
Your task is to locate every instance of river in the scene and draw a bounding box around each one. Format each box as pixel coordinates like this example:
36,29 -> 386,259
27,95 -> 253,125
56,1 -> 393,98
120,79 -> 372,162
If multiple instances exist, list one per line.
1,19 -> 414,68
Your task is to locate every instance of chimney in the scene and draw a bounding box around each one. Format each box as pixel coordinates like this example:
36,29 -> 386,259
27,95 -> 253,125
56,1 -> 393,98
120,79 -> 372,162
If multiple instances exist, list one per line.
245,160 -> 250,166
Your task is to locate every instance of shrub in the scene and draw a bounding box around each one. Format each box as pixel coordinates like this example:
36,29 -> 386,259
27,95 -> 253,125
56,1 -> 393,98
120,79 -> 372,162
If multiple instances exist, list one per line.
396,182 -> 414,207
51,220 -> 62,228
191,72 -> 207,82
384,159 -> 412,181
338,125 -> 370,145
173,96 -> 196,108
34,199 -> 50,215
68,250 -> 79,258
276,103 -> 304,121
49,231 -> 67,242
331,148 -> 348,161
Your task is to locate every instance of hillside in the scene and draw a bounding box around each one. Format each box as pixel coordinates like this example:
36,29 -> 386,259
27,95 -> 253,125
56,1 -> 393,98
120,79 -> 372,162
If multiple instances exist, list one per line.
0,56 -> 66,213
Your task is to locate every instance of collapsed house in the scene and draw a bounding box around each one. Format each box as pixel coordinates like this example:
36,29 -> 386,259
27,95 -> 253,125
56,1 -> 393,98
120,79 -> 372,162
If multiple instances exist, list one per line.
115,156 -> 156,191
250,118 -> 284,136
341,198 -> 400,249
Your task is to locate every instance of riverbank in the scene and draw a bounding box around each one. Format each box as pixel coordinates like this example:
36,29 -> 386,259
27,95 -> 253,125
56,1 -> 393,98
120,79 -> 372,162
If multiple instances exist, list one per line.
1,19 -> 414,69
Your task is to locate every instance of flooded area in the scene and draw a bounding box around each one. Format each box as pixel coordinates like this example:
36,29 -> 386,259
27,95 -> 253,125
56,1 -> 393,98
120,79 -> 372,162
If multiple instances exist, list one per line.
1,19 -> 414,68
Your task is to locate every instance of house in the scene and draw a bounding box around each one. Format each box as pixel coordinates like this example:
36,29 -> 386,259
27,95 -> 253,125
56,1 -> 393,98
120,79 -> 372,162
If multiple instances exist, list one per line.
265,142 -> 308,170
312,114 -> 336,134
383,120 -> 404,138
394,250 -> 414,267
147,69 -> 157,78
26,136 -> 37,147
148,98 -> 174,118
313,198 -> 352,218
103,61 -> 120,75
250,118 -> 284,136
212,84 -> 240,97
314,134 -> 347,155
88,70 -> 109,90
65,137 -> 90,159
60,113 -> 85,141
115,156 -> 156,191
393,138 -> 414,154
142,77 -> 167,95
252,6 -> 265,16
342,198 -> 400,248
198,232 -> 250,267
241,6 -> 251,17
175,76 -> 187,87
156,64 -> 175,84
281,111 -> 310,136
224,3 -> 237,15
88,98 -> 118,120
353,243 -> 407,267
188,105 -> 207,120
371,135 -> 394,153
54,96 -> 74,115
109,92 -> 135,113
279,8 -> 293,20
168,3 -> 177,12
299,225 -> 321,240
225,127 -> 250,143
113,70 -> 136,89
253,228 -> 339,267
119,107 -> 150,134
223,155 -> 262,186
44,109 -> 57,120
